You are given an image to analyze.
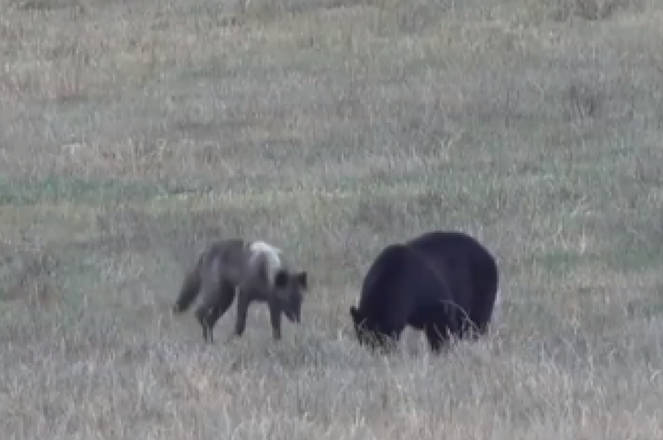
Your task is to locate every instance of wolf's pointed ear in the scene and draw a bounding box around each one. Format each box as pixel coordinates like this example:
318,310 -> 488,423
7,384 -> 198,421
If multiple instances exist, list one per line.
274,270 -> 288,288
296,271 -> 307,290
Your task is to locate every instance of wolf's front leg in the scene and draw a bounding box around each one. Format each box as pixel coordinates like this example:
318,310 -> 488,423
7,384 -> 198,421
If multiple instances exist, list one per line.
234,290 -> 250,337
268,300 -> 282,340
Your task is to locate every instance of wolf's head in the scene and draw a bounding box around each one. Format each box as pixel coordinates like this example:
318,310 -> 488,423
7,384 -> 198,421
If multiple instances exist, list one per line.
247,240 -> 308,323
274,270 -> 307,323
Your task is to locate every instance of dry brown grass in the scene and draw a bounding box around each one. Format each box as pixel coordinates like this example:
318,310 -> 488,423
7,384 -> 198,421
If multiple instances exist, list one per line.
1,0 -> 663,438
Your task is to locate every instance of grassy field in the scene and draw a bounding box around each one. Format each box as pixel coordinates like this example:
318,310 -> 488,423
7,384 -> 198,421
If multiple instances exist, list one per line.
1,0 -> 663,438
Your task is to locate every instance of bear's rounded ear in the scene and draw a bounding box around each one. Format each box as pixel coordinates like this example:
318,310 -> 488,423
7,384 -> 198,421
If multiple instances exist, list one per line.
274,270 -> 288,288
296,271 -> 307,290
350,306 -> 359,322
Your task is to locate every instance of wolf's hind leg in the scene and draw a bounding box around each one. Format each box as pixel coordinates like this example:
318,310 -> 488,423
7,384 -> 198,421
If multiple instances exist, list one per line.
205,281 -> 236,343
195,306 -> 209,341
195,279 -> 235,343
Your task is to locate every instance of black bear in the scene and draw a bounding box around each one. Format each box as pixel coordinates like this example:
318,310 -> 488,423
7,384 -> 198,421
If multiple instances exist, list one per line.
349,231 -> 499,352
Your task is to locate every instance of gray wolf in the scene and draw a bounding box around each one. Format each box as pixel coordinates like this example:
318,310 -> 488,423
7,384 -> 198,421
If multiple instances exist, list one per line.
173,239 -> 308,343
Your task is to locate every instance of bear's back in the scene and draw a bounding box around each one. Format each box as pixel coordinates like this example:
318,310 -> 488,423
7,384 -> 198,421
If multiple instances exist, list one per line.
406,231 -> 499,328
359,242 -> 454,324
407,231 -> 497,287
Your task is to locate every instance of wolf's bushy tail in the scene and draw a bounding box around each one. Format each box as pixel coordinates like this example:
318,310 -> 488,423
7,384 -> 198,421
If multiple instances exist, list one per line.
173,259 -> 203,313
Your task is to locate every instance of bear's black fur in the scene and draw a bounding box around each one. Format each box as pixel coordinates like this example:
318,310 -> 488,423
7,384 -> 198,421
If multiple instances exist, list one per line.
349,231 -> 499,352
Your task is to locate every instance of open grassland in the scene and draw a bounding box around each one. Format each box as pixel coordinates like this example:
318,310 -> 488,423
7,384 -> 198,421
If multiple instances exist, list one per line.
1,0 -> 663,438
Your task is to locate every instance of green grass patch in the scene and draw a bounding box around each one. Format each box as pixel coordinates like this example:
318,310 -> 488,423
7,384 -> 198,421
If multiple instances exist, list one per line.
0,176 -> 170,206
538,249 -> 586,274
606,245 -> 663,272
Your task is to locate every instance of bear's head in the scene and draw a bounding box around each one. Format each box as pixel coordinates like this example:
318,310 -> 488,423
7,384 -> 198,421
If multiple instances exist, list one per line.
349,306 -> 396,351
349,305 -> 365,340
